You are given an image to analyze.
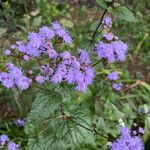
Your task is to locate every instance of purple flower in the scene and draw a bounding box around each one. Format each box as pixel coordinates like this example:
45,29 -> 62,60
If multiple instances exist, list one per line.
35,75 -> 46,84
28,69 -> 33,74
16,76 -> 31,90
47,49 -> 58,59
40,65 -> 54,77
0,63 -> 31,90
112,82 -> 122,91
102,33 -> 114,41
76,82 -> 87,93
17,43 -> 27,53
138,127 -> 144,134
39,26 -> 55,40
10,45 -> 16,49
0,134 -> 9,146
26,32 -> 43,57
133,130 -> 137,135
84,68 -> 95,85
51,21 -> 62,30
52,21 -> 72,44
102,16 -> 112,28
0,72 -> 14,89
95,39 -> 128,63
17,118 -> 26,127
108,71 -> 119,81
112,40 -> 128,61
23,55 -> 29,61
65,68 -> 77,84
7,141 -> 19,150
5,50 -> 11,56
78,49 -> 91,65
110,127 -> 144,150
51,73 -> 63,84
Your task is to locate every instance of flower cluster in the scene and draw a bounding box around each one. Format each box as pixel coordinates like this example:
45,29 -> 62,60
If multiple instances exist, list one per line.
5,21 -> 72,59
107,71 -> 122,91
0,134 -> 19,150
0,63 -> 32,90
95,35 -> 128,63
112,82 -> 122,91
110,127 -> 144,150
96,17 -> 128,63
0,22 -> 95,92
36,50 -> 94,92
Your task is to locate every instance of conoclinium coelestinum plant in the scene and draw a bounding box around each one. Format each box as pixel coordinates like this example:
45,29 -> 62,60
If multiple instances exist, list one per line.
0,1 -> 145,150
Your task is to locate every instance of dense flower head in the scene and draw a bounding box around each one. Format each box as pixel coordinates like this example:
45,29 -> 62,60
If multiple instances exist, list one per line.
110,127 -> 144,150
17,118 -> 26,127
95,39 -> 128,63
108,71 -> 119,81
5,49 -> 11,56
7,141 -> 19,150
0,134 -> 9,147
0,63 -> 31,90
35,49 -> 94,92
6,21 -> 72,59
102,16 -> 112,28
112,82 -> 122,91
52,21 -> 72,44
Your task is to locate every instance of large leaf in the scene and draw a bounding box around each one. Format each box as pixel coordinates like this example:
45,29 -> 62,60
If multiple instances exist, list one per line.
109,6 -> 136,22
96,0 -> 107,8
25,87 -> 95,149
25,92 -> 61,136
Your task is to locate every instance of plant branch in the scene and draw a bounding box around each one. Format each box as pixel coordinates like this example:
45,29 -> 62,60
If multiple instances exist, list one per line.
92,8 -> 108,41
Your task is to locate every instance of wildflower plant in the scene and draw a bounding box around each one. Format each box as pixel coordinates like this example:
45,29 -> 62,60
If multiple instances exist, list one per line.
0,0 -> 145,149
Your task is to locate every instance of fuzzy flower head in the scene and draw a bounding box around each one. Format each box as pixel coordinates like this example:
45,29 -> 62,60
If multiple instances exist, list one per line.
108,71 -> 119,81
52,21 -> 72,44
7,141 -> 19,150
0,63 -> 31,90
0,134 -> 9,147
5,50 -> 11,56
102,16 -> 112,28
110,127 -> 144,150
95,39 -> 128,63
112,82 -> 122,91
17,118 -> 26,127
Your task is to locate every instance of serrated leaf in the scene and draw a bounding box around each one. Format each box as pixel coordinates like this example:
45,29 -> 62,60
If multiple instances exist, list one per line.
27,133 -> 67,150
96,0 -> 107,8
109,6 -> 136,22
25,92 -> 61,136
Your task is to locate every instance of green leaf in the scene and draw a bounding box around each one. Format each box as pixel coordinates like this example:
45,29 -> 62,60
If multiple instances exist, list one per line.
140,82 -> 150,92
96,0 -> 107,8
25,92 -> 60,136
109,6 -> 136,22
27,132 -> 67,150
